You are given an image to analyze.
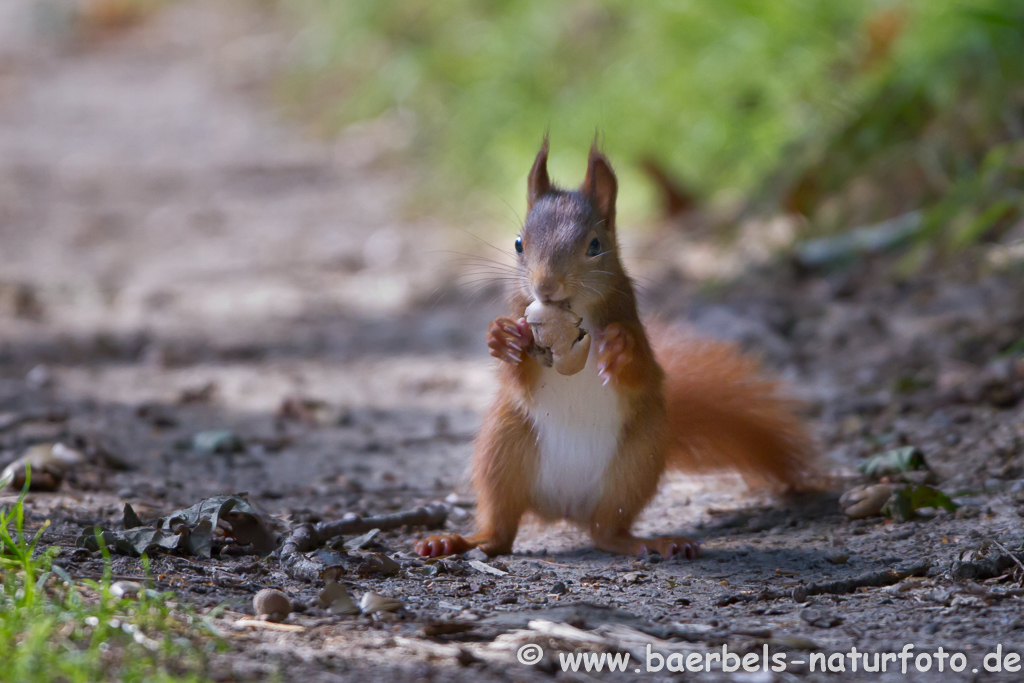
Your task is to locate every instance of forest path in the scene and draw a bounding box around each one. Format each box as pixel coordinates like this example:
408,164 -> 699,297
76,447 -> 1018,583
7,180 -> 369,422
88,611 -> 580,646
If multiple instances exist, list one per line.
1,2 -> 1023,681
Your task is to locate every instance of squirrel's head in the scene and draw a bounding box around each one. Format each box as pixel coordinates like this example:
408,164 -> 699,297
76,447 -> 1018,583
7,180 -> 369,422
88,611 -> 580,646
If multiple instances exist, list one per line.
515,138 -> 624,314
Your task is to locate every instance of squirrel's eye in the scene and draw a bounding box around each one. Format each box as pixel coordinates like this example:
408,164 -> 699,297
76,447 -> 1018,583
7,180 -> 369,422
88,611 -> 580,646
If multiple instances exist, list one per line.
586,237 -> 601,257
515,237 -> 523,254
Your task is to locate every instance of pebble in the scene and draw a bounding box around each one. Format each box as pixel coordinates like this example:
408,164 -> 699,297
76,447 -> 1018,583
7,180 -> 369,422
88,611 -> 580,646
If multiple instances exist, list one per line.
110,581 -> 142,598
825,552 -> 850,565
253,589 -> 291,622
464,548 -> 489,561
840,484 -> 893,519
319,581 -> 359,616
360,592 -> 403,615
1,442 -> 85,492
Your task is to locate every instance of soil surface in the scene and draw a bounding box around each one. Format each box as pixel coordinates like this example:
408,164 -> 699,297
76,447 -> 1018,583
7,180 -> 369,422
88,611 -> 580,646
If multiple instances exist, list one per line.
2,2 -> 1024,681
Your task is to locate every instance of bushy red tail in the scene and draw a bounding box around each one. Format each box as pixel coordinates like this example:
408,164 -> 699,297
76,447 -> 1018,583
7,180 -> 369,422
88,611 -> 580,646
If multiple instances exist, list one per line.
652,329 -> 822,492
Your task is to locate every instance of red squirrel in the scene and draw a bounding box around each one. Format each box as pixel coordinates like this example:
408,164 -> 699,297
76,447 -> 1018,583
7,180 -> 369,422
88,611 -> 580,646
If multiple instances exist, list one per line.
415,140 -> 819,559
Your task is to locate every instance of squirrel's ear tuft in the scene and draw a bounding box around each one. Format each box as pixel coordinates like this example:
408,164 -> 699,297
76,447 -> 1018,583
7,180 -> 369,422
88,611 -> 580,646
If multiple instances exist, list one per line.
582,143 -> 617,224
527,137 -> 551,211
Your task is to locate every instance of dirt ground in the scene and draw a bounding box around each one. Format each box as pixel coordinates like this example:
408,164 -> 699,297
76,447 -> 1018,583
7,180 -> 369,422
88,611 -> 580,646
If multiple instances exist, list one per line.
2,2 -> 1024,681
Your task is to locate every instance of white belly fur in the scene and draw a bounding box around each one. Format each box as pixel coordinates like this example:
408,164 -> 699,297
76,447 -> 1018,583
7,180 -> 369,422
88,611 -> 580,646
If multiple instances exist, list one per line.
529,338 -> 623,523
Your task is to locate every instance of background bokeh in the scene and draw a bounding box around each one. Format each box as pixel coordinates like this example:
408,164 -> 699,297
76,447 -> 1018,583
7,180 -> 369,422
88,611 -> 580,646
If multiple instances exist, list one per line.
281,0 -> 1024,252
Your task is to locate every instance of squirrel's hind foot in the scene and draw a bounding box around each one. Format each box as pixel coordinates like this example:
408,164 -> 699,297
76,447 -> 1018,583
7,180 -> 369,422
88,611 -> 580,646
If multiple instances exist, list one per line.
592,532 -> 701,559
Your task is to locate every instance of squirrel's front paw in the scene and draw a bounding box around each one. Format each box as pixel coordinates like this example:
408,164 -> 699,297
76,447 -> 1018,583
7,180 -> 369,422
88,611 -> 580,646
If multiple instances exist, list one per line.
596,323 -> 634,385
487,316 -> 533,365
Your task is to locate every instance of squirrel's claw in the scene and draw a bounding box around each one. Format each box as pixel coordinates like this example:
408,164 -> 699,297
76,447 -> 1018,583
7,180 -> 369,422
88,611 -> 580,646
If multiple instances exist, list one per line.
637,537 -> 701,560
595,323 -> 633,385
488,316 -> 533,365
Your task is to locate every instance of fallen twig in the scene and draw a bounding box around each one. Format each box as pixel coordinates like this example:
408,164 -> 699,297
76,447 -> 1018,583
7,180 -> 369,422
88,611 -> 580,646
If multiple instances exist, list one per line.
958,582 -> 1024,600
233,618 -> 305,632
792,561 -> 931,602
794,210 -> 923,269
278,503 -> 449,558
716,561 -> 931,606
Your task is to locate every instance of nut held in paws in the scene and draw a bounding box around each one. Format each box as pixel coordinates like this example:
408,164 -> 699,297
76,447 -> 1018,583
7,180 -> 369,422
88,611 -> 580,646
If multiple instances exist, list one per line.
525,300 -> 591,376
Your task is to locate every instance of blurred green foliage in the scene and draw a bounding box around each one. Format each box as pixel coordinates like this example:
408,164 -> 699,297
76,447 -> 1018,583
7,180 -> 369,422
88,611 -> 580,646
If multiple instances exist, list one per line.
280,0 -> 1024,242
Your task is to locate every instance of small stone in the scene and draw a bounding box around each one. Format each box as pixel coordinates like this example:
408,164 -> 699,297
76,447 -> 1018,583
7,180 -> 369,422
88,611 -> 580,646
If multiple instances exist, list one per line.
956,506 -> 980,520
253,589 -> 291,622
800,607 -> 842,628
549,581 -> 568,595
416,564 -> 442,577
356,552 -> 400,577
467,559 -> 507,576
464,548 -> 489,562
110,581 -> 142,599
840,483 -> 892,519
359,592 -> 402,615
342,528 -> 380,551
0,281 -> 42,319
191,430 -> 244,454
1,443 -> 84,492
422,622 -> 475,637
825,552 -> 850,565
25,364 -> 53,389
319,581 -> 359,615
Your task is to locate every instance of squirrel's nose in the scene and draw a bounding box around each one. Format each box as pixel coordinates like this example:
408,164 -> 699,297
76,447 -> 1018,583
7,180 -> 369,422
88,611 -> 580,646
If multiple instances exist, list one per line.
532,275 -> 566,303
